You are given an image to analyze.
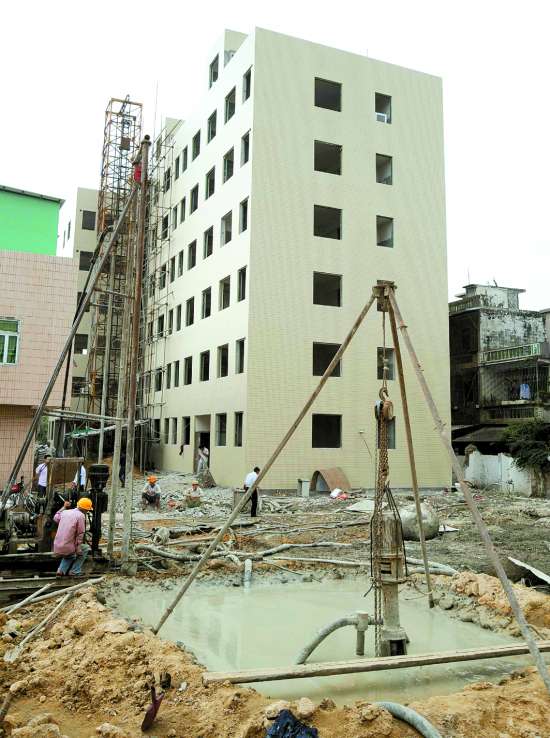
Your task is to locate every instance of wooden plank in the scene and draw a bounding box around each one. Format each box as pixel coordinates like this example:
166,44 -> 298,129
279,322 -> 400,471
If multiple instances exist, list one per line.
202,640 -> 550,685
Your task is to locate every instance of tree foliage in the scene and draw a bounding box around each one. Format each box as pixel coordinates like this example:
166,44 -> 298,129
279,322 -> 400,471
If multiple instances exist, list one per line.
502,420 -> 550,473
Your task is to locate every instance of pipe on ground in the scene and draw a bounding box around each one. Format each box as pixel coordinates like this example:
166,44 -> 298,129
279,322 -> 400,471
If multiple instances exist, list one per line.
376,702 -> 443,738
296,616 -> 358,664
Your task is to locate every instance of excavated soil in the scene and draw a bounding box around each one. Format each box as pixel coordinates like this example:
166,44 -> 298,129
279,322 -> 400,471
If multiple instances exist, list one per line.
0,575 -> 549,738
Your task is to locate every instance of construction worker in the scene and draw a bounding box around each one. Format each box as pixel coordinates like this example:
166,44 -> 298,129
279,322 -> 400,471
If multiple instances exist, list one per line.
243,466 -> 261,518
71,463 -> 87,504
53,498 -> 92,576
196,445 -> 209,473
34,454 -> 52,497
142,475 -> 161,511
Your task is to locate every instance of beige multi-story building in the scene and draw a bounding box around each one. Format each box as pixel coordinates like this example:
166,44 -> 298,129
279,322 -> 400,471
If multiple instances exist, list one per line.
58,187 -> 98,413
143,28 -> 450,490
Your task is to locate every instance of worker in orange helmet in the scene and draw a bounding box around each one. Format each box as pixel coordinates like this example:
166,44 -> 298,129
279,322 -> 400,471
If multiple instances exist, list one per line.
142,475 -> 161,511
53,497 -> 93,576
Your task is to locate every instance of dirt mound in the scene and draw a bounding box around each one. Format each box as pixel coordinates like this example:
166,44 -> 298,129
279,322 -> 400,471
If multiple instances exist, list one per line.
451,571 -> 550,629
1,584 -> 550,737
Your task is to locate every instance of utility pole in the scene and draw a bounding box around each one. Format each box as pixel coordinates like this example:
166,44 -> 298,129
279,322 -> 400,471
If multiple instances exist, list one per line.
121,136 -> 150,569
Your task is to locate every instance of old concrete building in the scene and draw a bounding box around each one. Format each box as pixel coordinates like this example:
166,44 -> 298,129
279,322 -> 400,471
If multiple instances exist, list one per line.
450,284 -> 550,434
142,28 -> 450,489
0,186 -> 76,485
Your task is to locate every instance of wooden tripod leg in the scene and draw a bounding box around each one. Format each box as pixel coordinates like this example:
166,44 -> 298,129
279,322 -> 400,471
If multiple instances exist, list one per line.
387,286 -> 550,696
387,297 -> 435,607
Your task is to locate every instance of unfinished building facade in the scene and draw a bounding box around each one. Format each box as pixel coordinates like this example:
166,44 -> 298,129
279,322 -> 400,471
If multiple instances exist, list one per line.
450,284 -> 550,428
142,28 -> 450,489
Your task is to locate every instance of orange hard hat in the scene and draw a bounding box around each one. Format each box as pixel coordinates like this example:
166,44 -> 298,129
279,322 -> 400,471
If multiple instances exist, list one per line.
148,475 -> 157,484
77,497 -> 93,512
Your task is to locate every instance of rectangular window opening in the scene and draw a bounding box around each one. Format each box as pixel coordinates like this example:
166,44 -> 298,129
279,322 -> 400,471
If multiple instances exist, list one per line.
312,414 -> 342,448
166,362 -> 172,389
216,413 -> 227,446
180,197 -> 186,223
237,266 -> 247,301
239,198 -> 248,232
201,287 -> 212,318
182,416 -> 191,445
203,226 -> 214,258
243,67 -> 252,101
225,87 -> 236,122
313,342 -> 341,377
221,211 -> 232,245
314,78 -> 342,111
184,356 -> 192,385
219,276 -> 230,310
235,338 -> 245,374
209,55 -> 219,88
314,141 -> 342,175
190,185 -> 199,213
207,111 -> 217,142
174,360 -> 180,387
188,240 -> 197,269
79,251 -> 93,271
375,93 -> 392,123
178,250 -> 184,276
241,131 -> 250,165
176,304 -> 182,331
313,272 -> 342,307
192,131 -> 201,160
377,216 -> 394,248
205,167 -> 215,199
81,210 -> 96,230
376,154 -> 393,185
223,148 -> 234,182
185,297 -> 195,326
200,350 -> 210,381
314,205 -> 342,239
171,417 -> 178,445
217,344 -> 229,377
234,411 -> 243,446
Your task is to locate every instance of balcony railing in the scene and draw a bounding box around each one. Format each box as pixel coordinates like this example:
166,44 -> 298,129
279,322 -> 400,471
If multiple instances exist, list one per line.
449,295 -> 485,314
482,342 -> 545,364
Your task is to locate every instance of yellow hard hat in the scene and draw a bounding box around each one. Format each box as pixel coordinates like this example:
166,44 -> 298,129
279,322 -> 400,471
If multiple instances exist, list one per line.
191,480 -> 199,485
77,497 -> 93,512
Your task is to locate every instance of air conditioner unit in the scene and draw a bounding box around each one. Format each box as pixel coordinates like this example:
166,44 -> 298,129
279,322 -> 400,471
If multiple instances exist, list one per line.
376,112 -> 388,123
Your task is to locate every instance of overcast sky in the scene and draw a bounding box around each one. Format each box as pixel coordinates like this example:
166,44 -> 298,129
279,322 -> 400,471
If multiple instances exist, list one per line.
2,0 -> 548,309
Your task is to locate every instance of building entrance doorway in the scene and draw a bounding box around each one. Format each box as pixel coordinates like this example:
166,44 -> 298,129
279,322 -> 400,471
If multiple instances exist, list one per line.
194,415 -> 211,474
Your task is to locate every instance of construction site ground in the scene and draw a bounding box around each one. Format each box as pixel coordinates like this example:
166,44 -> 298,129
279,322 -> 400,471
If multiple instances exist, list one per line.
3,473 -> 550,737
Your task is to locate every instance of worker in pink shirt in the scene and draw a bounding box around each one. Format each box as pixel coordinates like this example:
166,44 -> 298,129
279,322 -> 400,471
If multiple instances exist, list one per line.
53,497 -> 92,576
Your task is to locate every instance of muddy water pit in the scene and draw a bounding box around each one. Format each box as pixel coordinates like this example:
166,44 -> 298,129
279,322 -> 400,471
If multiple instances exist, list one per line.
111,578 -> 529,705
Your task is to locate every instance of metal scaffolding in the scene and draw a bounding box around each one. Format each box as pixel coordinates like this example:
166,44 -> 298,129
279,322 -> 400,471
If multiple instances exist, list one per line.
137,119 -> 181,464
86,97 -> 143,457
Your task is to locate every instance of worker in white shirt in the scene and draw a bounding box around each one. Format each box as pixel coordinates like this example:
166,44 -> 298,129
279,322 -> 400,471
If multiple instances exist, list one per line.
72,464 -> 87,492
34,455 -> 52,497
243,466 -> 261,518
71,463 -> 87,505
196,446 -> 209,473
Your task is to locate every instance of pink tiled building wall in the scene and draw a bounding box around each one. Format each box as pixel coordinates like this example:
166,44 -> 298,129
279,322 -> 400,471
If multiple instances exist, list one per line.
0,251 -> 76,485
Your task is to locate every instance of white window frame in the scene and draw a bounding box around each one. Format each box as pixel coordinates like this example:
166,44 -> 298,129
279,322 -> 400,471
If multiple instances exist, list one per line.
0,318 -> 19,365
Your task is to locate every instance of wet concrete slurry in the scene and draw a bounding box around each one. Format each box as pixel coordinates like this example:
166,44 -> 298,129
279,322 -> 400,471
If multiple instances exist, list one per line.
111,578 -> 528,705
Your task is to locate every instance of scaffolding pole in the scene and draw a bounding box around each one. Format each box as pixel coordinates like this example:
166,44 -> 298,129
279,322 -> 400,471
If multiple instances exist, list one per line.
98,257 -> 116,461
121,136 -> 150,567
107,198 -> 136,559
386,285 -> 550,695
